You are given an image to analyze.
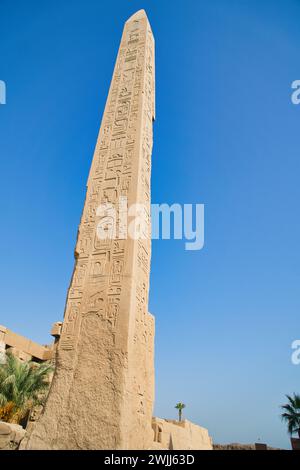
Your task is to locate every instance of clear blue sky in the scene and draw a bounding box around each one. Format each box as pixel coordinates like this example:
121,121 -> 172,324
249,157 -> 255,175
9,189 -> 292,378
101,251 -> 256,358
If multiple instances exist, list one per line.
1,0 -> 299,449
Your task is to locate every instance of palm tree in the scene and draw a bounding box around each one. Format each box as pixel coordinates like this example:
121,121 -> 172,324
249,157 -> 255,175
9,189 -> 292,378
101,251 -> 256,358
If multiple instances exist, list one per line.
281,393 -> 300,438
0,353 -> 53,424
175,402 -> 186,422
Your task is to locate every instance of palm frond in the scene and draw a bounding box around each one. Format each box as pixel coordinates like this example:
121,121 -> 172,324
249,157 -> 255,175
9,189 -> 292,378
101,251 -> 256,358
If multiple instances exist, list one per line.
281,393 -> 300,436
0,352 -> 53,423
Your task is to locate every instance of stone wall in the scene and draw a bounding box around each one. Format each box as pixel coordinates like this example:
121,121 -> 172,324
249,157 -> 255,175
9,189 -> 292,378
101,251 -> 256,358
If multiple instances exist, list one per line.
0,422 -> 25,450
0,323 -> 60,362
213,443 -> 280,450
0,417 -> 213,450
151,418 -> 213,450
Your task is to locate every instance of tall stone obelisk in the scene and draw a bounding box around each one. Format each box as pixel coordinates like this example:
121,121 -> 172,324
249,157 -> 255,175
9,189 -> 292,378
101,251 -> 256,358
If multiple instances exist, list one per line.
24,10 -> 155,450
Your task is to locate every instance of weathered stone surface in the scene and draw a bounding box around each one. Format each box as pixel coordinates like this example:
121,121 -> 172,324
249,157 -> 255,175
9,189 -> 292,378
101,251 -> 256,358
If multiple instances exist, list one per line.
151,418 -> 213,450
22,9 -> 155,450
0,421 -> 26,450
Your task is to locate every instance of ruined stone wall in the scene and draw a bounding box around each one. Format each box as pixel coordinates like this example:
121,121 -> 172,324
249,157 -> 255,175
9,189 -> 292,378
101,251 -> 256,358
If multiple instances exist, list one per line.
151,418 -> 213,450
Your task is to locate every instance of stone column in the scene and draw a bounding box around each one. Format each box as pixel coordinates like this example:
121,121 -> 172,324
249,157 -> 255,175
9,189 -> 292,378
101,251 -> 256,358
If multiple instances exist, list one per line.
23,9 -> 155,450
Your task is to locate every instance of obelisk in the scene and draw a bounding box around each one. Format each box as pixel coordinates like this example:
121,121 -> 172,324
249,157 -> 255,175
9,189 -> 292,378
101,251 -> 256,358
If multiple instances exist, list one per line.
24,10 -> 155,449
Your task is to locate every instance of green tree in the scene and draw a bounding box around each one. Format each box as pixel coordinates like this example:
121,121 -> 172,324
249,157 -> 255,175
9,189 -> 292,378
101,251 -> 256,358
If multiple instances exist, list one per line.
0,353 -> 53,424
175,402 -> 186,422
281,393 -> 300,438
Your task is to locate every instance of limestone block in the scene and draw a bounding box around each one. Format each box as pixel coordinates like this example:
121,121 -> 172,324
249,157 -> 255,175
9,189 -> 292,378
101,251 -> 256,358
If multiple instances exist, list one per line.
0,421 -> 26,450
51,322 -> 62,338
151,418 -> 213,450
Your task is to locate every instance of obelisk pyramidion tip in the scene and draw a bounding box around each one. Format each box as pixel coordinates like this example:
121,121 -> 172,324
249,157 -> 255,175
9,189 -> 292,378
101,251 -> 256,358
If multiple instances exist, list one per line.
126,9 -> 148,23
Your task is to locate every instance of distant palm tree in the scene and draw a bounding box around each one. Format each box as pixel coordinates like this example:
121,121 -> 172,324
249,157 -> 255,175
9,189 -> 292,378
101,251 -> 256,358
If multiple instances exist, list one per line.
175,402 -> 186,422
0,353 -> 53,424
281,393 -> 300,438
